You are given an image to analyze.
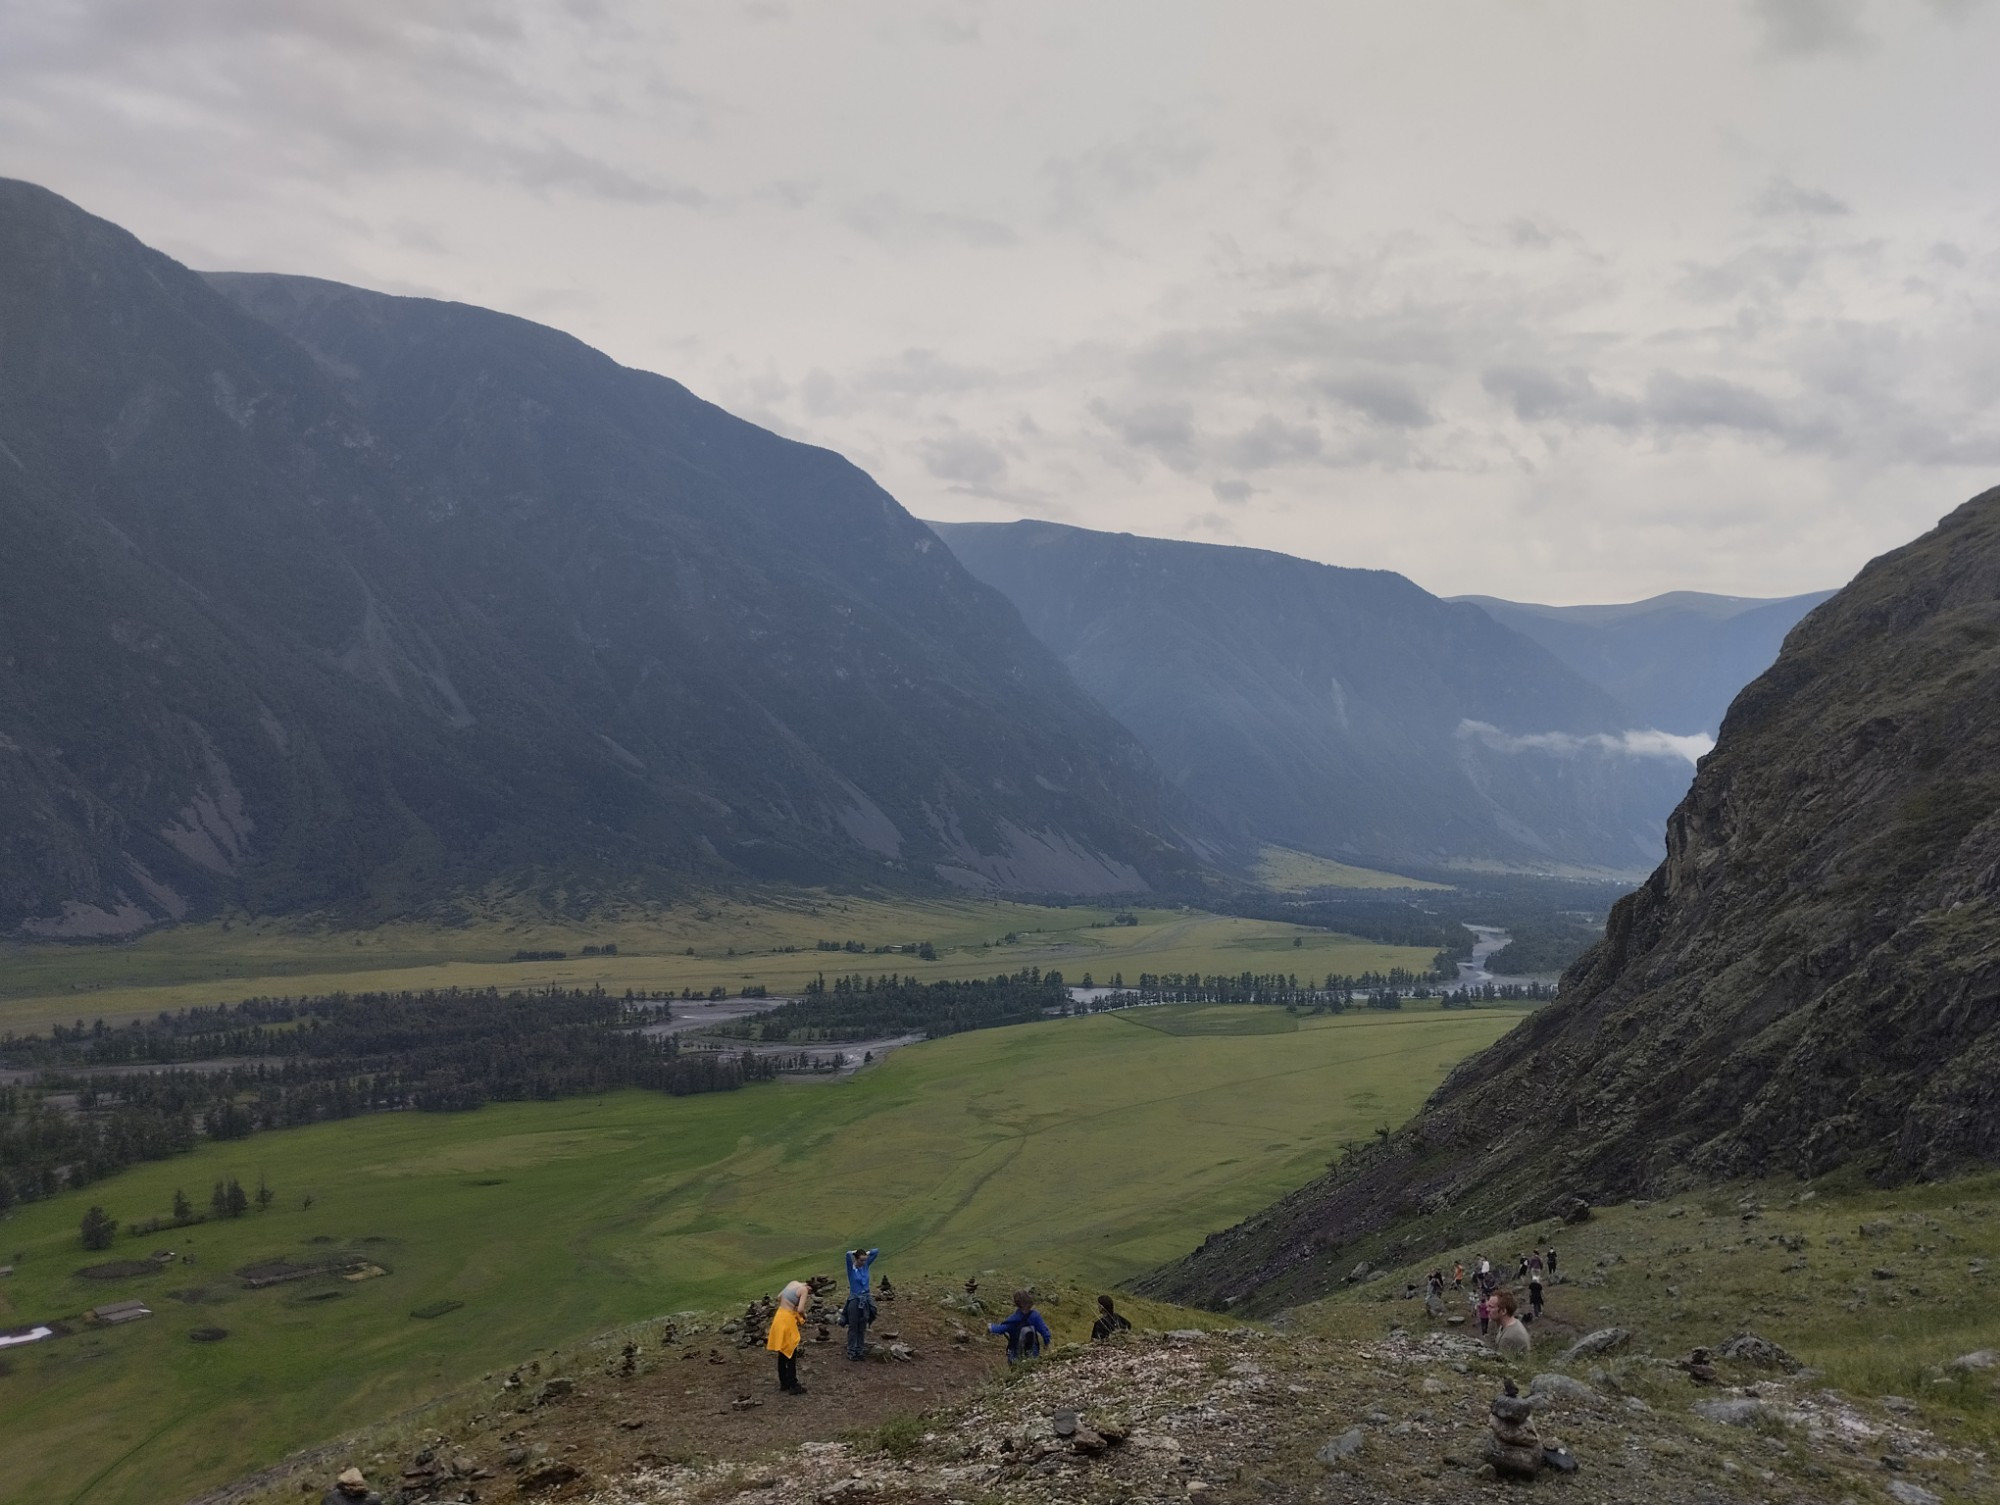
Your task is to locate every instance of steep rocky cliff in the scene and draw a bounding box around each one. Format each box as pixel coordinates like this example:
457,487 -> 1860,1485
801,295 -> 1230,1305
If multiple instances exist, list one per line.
1148,489 -> 2000,1312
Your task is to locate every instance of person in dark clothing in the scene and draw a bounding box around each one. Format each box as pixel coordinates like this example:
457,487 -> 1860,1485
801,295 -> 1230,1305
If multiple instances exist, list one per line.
843,1247 -> 880,1360
1528,1272 -> 1545,1322
1090,1294 -> 1131,1342
1546,1247 -> 1558,1278
988,1289 -> 1053,1362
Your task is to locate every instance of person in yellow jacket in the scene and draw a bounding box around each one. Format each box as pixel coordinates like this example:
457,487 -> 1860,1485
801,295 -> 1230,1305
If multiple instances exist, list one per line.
766,1280 -> 813,1394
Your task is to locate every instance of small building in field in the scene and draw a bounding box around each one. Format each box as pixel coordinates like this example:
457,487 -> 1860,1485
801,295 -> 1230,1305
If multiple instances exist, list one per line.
88,1299 -> 152,1325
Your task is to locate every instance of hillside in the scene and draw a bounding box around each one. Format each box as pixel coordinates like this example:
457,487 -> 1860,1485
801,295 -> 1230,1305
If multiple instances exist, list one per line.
1144,487 -> 2000,1313
934,520 -> 1694,875
0,180 -> 1199,936
1460,589 -> 1835,736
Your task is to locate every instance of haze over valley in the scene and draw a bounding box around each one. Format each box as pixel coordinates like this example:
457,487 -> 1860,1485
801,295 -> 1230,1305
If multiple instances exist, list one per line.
3,10 -> 1998,1505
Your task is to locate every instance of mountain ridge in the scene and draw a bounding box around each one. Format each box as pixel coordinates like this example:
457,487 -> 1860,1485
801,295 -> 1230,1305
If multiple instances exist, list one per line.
1143,486 -> 2000,1313
934,518 -> 1696,877
0,179 -> 1201,936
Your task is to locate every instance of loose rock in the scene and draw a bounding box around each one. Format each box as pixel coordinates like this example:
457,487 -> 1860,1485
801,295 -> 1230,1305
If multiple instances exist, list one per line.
1315,1428 -> 1365,1465
1718,1332 -> 1802,1371
1560,1328 -> 1631,1363
1691,1397 -> 1765,1427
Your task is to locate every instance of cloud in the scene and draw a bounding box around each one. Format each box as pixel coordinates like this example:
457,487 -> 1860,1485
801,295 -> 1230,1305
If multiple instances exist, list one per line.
1747,0 -> 1873,58
1754,175 -> 1851,218
1457,720 -> 1715,766
918,430 -> 1009,488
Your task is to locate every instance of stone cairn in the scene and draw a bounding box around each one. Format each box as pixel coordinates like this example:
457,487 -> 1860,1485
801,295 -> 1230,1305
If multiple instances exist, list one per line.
1485,1384 -> 1542,1480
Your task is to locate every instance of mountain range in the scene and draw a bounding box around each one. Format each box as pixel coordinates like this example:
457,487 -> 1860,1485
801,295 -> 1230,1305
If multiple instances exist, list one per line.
1460,589 -> 1835,736
0,179 -> 1201,936
0,178 -> 1838,936
1146,486 -> 2000,1313
935,521 -> 1712,876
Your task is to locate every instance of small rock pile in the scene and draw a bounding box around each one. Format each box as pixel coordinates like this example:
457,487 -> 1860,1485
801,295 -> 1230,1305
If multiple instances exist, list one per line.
1483,1388 -> 1541,1479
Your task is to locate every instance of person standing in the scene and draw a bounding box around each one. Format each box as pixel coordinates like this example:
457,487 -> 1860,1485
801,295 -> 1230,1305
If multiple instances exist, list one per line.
843,1247 -> 880,1361
1528,1271 -> 1545,1323
1452,1261 -> 1464,1291
988,1290 -> 1053,1363
1476,1290 -> 1493,1336
1546,1247 -> 1558,1280
766,1280 -> 812,1394
1493,1290 -> 1531,1357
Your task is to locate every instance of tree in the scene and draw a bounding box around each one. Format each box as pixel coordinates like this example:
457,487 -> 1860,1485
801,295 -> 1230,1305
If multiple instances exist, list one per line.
211,1180 -> 229,1218
172,1188 -> 192,1224
80,1206 -> 117,1250
226,1177 -> 249,1217
255,1173 -> 274,1212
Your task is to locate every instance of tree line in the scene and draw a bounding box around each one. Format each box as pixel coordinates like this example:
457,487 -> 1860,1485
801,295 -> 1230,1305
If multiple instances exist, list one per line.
707,969 -> 1071,1043
0,987 -> 774,1212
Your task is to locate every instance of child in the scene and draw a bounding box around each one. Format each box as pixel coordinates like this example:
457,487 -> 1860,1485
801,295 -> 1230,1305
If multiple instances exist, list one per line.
1476,1290 -> 1493,1336
766,1280 -> 812,1394
1090,1294 -> 1131,1342
988,1289 -> 1053,1363
843,1247 -> 880,1361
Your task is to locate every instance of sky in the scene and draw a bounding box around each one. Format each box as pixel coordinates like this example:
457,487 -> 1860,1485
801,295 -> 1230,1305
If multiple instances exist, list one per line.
5,0 -> 1999,604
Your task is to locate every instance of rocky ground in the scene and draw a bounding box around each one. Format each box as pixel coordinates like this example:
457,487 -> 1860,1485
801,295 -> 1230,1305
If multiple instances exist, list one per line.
252,1276 -> 1995,1505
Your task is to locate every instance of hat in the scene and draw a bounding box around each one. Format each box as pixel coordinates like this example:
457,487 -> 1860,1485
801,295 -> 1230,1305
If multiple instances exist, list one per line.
337,1467 -> 367,1489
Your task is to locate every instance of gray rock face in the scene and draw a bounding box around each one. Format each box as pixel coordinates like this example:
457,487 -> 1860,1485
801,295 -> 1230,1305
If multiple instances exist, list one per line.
1691,1398 -> 1765,1427
1560,1328 -> 1631,1363
1946,1349 -> 1996,1372
1315,1428 -> 1364,1465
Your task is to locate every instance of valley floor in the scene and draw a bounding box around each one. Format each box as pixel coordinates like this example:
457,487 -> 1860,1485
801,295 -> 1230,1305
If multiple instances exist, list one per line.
0,1004 -> 1521,1505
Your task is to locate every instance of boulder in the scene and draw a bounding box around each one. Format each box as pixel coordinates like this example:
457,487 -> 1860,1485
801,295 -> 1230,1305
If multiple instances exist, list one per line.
1315,1429 -> 1365,1465
518,1460 -> 580,1492
1946,1349 -> 1997,1372
1719,1332 -> 1802,1371
532,1377 -> 575,1407
1886,1483 -> 1943,1505
1691,1397 -> 1764,1427
1528,1373 -> 1595,1404
1559,1328 -> 1630,1363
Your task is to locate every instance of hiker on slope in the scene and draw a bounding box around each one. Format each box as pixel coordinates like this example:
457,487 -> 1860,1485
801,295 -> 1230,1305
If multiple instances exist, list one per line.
1091,1294 -> 1132,1342
988,1289 -> 1053,1363
843,1246 -> 880,1361
766,1279 -> 813,1394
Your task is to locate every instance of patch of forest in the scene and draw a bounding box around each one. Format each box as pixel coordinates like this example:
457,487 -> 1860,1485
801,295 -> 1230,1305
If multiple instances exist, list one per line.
703,969 -> 1071,1042
0,987 -> 780,1211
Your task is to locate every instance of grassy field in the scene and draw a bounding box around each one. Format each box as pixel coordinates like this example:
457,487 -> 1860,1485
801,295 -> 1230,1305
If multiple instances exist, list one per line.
1251,845 -> 1451,892
0,1000 -> 1527,1505
0,896 -> 1441,1033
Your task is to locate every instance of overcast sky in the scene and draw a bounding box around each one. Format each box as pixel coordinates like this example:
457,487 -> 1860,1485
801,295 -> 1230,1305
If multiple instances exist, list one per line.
6,1 -> 1999,602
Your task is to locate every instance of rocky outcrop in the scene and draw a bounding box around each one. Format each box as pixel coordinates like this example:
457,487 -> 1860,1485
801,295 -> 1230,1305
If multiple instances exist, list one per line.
1148,489 -> 2000,1312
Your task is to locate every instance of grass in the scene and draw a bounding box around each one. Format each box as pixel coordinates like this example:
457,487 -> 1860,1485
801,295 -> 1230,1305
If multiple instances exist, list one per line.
0,1000 -> 1527,1505
1293,1169 -> 2000,1454
1251,846 -> 1450,892
0,893 -> 1439,1033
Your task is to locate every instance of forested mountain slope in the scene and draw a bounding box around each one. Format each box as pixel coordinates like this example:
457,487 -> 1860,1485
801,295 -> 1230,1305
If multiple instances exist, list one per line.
934,520 -> 1694,875
0,180 -> 1197,935
1461,589 -> 1836,736
1146,488 -> 2000,1313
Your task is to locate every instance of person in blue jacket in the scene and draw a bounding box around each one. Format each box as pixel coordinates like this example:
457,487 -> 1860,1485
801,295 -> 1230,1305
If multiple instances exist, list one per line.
988,1289 -> 1053,1363
843,1247 -> 880,1360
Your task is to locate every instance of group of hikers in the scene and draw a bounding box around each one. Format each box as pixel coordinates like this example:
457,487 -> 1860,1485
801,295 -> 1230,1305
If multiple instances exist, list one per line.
1415,1246 -> 1559,1357
763,1244 -> 1131,1394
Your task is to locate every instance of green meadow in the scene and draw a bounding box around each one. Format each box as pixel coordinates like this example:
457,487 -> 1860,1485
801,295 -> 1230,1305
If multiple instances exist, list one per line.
0,895 -> 1442,1032
0,1001 -> 1525,1505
